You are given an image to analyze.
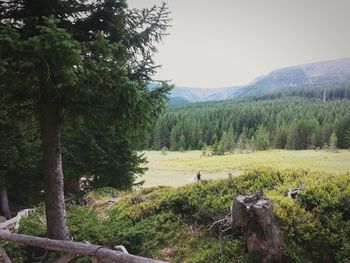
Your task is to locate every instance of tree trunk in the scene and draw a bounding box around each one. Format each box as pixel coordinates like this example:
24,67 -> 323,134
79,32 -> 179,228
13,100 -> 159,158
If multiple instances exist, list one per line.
0,189 -> 11,219
0,246 -> 12,263
231,191 -> 284,263
39,90 -> 69,240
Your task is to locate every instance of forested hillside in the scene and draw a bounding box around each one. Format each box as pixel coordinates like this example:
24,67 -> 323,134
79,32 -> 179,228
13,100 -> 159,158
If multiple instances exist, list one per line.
169,58 -> 350,104
147,97 -> 350,152
236,82 -> 350,101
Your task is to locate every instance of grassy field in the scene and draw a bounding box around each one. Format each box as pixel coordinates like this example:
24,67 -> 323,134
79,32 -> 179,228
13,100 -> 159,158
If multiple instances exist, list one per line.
138,149 -> 350,187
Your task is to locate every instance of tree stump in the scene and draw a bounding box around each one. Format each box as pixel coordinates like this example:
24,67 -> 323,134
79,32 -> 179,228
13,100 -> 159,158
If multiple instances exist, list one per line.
231,191 -> 283,262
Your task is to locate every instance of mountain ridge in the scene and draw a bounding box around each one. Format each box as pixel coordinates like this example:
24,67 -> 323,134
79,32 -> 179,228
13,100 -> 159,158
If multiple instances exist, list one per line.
169,58 -> 350,104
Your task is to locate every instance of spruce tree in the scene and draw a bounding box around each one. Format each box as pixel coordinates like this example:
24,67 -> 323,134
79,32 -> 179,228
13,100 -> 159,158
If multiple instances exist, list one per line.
170,127 -> 178,151
255,125 -> 270,150
0,0 -> 171,239
178,134 -> 186,150
217,131 -> 227,155
336,116 -> 350,149
237,132 -> 247,153
329,132 -> 338,152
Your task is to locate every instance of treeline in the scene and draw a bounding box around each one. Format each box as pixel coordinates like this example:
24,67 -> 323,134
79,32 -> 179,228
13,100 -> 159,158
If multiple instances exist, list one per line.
145,97 -> 350,153
245,83 -> 350,101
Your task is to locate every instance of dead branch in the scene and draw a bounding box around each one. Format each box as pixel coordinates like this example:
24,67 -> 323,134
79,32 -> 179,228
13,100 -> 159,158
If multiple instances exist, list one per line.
208,213 -> 232,235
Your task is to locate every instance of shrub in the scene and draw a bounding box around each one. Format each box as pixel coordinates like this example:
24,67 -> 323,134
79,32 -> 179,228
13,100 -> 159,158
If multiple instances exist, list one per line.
7,169 -> 350,262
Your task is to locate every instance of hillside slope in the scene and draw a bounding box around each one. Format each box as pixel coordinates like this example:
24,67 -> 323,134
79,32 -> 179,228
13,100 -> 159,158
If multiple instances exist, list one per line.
170,58 -> 350,103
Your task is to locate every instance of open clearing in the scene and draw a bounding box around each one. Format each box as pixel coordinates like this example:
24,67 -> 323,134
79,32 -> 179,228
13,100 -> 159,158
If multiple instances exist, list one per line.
138,150 -> 350,187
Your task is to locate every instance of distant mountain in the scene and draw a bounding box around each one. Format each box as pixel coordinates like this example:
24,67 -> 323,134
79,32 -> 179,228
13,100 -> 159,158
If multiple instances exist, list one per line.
168,96 -> 191,105
169,58 -> 350,104
170,86 -> 242,103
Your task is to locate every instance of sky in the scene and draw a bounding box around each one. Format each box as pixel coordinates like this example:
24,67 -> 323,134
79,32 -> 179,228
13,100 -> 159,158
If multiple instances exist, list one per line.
127,0 -> 350,88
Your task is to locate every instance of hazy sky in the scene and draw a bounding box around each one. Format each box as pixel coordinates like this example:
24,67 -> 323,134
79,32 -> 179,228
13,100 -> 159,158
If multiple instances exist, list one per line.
128,0 -> 350,88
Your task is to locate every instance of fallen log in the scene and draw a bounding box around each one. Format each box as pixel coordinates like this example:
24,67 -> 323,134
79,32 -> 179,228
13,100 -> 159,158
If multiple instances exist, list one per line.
0,209 -> 35,231
231,191 -> 284,263
0,231 -> 166,263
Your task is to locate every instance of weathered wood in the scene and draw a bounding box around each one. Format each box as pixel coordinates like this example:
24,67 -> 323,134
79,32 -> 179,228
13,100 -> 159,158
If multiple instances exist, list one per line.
287,188 -> 300,199
287,183 -> 305,199
0,231 -> 166,263
208,213 -> 232,235
53,253 -> 78,263
0,246 -> 12,263
231,191 -> 284,263
0,209 -> 35,231
114,245 -> 128,254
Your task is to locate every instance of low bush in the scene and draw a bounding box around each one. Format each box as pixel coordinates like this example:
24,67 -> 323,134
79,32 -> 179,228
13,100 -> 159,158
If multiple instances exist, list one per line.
6,169 -> 350,262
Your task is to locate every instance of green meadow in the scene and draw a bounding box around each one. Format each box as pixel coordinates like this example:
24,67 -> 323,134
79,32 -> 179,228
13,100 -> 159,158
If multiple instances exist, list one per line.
140,149 -> 350,187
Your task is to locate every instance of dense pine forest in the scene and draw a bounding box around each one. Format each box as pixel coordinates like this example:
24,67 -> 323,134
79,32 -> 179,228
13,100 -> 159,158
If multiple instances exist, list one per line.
147,96 -> 350,153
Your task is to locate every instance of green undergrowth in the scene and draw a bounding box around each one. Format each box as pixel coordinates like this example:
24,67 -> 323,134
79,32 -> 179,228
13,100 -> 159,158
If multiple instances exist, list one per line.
4,169 -> 350,262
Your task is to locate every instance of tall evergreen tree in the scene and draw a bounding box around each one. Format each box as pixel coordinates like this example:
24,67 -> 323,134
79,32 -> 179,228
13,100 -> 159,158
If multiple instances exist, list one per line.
329,131 -> 338,151
336,116 -> 350,149
0,0 -> 171,239
169,127 -> 178,151
218,128 -> 235,154
255,125 -> 270,150
274,126 -> 288,149
237,132 -> 247,153
217,131 -> 227,155
203,129 -> 212,145
178,134 -> 186,150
